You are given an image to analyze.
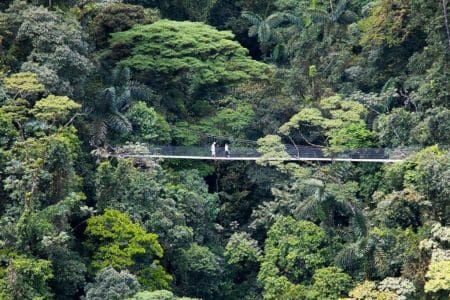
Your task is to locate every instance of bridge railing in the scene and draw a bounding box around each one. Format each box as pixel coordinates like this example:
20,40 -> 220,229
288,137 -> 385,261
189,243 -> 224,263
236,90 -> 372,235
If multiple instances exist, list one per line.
133,145 -> 417,160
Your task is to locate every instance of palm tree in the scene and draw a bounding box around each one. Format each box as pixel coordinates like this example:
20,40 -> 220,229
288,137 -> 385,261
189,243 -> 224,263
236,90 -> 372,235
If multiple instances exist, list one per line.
294,177 -> 367,235
335,232 -> 390,279
307,0 -> 349,43
304,179 -> 389,277
242,11 -> 302,57
87,67 -> 155,147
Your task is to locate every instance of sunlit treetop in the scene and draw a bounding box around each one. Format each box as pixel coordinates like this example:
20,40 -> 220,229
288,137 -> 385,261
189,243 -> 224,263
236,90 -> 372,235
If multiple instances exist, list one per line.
109,20 -> 272,86
31,95 -> 81,124
3,72 -> 45,98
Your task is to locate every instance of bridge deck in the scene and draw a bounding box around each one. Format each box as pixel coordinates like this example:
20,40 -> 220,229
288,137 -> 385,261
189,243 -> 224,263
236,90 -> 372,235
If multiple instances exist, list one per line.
110,145 -> 415,163
115,154 -> 402,163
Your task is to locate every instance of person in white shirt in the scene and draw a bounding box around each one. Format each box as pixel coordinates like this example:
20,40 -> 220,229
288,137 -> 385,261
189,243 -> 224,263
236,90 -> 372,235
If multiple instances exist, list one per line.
211,142 -> 216,158
224,143 -> 230,157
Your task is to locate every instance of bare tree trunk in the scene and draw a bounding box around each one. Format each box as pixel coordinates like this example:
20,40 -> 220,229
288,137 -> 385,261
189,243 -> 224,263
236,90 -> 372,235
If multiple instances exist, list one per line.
287,135 -> 300,158
442,0 -> 450,50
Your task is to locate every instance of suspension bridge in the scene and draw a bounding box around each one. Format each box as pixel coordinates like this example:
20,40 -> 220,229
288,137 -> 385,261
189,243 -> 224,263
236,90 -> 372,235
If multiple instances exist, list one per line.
110,145 -> 416,163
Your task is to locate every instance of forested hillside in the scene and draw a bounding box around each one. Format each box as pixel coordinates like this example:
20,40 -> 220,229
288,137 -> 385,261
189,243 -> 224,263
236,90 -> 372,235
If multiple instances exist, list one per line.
0,0 -> 449,299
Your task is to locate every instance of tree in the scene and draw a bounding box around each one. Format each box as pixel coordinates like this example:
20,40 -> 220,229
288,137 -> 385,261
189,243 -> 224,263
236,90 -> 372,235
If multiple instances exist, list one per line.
258,216 -> 327,298
225,232 -> 261,269
381,146 -> 450,223
89,2 -> 159,48
335,226 -> 425,282
31,95 -> 81,125
125,101 -> 170,144
242,10 -> 301,56
358,0 -> 416,47
196,102 -> 256,139
372,188 -> 424,229
278,95 -> 372,151
425,261 -> 450,298
108,20 -> 271,116
249,165 -> 367,238
305,0 -> 350,47
410,107 -> 450,146
84,209 -> 172,290
0,109 -> 18,148
374,108 -> 420,147
2,71 -> 45,99
124,0 -> 218,22
173,243 -> 223,299
308,267 -> 353,300
48,246 -> 87,300
84,267 -> 140,300
0,255 -> 53,300
94,161 -> 218,248
349,280 -> 397,300
87,67 -> 155,146
224,232 -> 262,299
16,6 -> 92,97
328,122 -> 374,150
377,277 -> 416,299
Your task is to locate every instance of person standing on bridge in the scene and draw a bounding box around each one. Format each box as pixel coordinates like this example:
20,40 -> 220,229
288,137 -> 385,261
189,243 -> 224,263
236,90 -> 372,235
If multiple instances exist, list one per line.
224,143 -> 230,157
211,141 -> 216,158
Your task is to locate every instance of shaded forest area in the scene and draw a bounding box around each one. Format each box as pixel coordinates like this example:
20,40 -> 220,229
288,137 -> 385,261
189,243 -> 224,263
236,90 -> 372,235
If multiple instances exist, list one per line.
0,0 -> 449,299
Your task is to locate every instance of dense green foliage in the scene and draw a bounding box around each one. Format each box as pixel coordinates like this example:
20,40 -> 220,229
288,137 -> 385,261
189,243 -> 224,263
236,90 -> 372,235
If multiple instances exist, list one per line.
0,0 -> 449,299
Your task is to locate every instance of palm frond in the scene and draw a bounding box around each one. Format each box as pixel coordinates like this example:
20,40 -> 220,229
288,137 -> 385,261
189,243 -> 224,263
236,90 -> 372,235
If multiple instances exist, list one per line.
266,13 -> 286,29
329,162 -> 355,181
362,236 -> 377,256
89,118 -> 108,147
350,209 -> 368,238
283,13 -> 303,27
98,87 -> 117,112
114,89 -> 131,111
373,246 -> 389,275
296,196 -> 321,221
271,43 -> 285,60
267,12 -> 302,28
129,81 -> 156,103
218,191 -> 233,200
333,198 -> 352,215
241,11 -> 263,26
308,8 -> 329,24
258,22 -> 272,43
335,242 -> 361,271
301,178 -> 325,188
106,112 -> 132,133
248,25 -> 258,37
112,67 -> 131,86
